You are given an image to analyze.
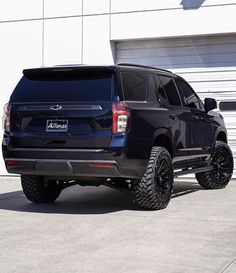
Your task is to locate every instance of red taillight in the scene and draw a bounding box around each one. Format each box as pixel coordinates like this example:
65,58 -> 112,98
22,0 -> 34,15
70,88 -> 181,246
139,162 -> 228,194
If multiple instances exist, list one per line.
2,103 -> 11,133
112,102 -> 130,134
7,161 -> 19,165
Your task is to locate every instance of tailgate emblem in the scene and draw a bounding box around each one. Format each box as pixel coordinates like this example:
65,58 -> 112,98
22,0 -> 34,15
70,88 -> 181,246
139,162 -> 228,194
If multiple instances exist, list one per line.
50,105 -> 62,110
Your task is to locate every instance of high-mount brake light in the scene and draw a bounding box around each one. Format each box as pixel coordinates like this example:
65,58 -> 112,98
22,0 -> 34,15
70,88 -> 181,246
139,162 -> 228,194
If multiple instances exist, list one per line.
2,103 -> 11,133
112,102 -> 130,134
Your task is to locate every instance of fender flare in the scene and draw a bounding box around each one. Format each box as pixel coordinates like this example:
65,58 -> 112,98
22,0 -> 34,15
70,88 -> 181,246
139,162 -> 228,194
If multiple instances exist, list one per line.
214,126 -> 228,146
152,127 -> 174,157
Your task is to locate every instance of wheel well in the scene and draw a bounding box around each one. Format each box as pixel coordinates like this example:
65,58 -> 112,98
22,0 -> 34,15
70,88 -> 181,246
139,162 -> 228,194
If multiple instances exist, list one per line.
154,135 -> 173,157
216,132 -> 227,143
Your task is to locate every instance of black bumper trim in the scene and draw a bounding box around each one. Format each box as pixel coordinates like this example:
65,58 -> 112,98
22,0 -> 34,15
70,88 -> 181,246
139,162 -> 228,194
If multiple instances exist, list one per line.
5,158 -> 120,178
8,148 -> 105,153
5,158 -> 118,164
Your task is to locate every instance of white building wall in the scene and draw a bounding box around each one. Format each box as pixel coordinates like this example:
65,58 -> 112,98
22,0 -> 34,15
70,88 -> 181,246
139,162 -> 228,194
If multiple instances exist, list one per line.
111,4 -> 236,40
0,0 -> 236,174
0,20 -> 43,174
44,17 -> 82,66
44,0 -> 82,17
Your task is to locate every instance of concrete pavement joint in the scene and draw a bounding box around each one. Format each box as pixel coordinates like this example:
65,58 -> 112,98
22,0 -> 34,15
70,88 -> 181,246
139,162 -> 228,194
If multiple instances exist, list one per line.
220,256 -> 236,273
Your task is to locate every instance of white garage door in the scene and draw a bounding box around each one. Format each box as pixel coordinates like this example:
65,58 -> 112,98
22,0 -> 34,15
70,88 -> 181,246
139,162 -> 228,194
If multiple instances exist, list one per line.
115,34 -> 236,174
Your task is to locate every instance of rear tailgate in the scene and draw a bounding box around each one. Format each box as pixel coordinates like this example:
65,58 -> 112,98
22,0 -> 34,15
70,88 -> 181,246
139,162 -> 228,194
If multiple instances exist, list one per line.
9,67 -> 115,149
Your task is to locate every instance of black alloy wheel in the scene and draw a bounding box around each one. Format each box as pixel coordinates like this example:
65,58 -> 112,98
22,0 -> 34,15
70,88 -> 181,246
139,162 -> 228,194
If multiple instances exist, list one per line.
155,158 -> 171,199
196,141 -> 234,189
134,146 -> 174,210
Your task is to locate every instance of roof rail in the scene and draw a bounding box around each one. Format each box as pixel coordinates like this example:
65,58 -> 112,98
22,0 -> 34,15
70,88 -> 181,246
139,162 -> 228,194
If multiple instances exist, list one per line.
117,63 -> 171,73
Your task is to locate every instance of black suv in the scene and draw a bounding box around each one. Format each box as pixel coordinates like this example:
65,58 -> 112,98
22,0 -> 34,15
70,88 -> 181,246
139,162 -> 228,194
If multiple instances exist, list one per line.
2,64 -> 234,210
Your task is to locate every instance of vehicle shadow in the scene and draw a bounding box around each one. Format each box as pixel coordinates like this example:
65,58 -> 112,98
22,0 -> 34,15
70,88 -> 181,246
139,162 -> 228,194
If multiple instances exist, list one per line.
0,181 -> 201,214
172,180 -> 201,199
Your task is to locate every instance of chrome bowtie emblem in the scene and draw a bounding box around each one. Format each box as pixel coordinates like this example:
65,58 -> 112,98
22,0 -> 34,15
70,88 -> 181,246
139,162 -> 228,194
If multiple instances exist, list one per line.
49,105 -> 62,110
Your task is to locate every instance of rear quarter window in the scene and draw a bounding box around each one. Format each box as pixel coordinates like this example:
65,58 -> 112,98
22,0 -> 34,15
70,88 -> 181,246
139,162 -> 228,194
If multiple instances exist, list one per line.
121,72 -> 147,101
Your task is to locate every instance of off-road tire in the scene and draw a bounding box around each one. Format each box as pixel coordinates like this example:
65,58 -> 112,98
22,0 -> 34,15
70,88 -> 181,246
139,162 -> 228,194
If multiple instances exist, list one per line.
21,175 -> 62,203
196,141 -> 234,189
134,146 -> 173,210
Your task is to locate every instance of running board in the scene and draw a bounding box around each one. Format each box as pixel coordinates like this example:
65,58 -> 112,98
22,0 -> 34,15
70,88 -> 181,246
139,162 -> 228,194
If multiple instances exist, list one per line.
174,165 -> 213,177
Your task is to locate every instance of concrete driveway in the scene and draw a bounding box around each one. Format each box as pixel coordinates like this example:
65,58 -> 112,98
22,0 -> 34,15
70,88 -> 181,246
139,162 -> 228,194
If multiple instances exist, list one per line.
0,176 -> 236,273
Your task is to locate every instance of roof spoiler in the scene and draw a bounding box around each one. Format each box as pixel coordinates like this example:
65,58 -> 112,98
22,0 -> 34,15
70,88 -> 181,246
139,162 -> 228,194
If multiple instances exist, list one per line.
23,65 -> 117,77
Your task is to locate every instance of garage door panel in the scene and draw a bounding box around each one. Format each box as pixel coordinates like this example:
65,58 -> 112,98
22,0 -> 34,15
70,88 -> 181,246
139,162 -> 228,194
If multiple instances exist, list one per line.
177,70 -> 236,82
116,35 -> 236,50
190,81 -> 236,93
117,44 -> 236,59
118,55 -> 236,68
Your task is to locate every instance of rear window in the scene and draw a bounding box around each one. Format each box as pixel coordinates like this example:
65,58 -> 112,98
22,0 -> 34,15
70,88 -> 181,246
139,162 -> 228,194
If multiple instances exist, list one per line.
10,72 -> 113,102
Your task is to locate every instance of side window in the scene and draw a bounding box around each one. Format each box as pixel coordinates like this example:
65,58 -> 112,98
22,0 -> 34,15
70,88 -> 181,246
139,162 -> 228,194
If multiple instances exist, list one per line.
147,74 -> 159,102
153,74 -> 169,106
158,74 -> 182,106
121,72 -> 147,101
175,78 -> 204,110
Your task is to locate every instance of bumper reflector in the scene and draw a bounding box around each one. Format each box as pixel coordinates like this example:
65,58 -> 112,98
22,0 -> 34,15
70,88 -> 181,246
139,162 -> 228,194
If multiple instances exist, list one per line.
89,162 -> 113,167
7,161 -> 19,165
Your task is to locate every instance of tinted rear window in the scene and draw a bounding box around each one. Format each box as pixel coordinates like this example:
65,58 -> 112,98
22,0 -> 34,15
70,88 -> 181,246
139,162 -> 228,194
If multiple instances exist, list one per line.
10,72 -> 113,102
121,72 -> 147,101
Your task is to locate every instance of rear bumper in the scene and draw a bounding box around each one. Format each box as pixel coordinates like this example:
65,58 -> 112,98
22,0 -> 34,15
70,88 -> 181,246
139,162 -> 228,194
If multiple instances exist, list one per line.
2,146 -> 147,179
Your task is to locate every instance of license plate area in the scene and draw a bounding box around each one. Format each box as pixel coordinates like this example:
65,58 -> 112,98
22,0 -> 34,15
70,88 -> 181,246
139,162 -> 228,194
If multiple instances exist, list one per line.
46,120 -> 68,132
35,161 -> 72,173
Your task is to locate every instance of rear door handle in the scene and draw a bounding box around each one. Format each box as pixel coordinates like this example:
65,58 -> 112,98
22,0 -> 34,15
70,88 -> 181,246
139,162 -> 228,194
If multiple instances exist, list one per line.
169,114 -> 175,120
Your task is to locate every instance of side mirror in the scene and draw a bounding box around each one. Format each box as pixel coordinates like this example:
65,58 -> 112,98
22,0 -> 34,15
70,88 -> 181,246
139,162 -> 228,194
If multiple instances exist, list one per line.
204,98 -> 217,113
